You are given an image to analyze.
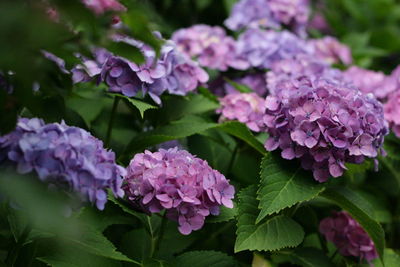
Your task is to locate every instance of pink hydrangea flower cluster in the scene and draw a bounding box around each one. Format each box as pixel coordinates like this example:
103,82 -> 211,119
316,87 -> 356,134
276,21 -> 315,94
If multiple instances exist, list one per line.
217,93 -> 266,132
264,75 -> 388,182
123,148 -> 235,235
309,36 -> 352,65
343,66 -> 400,99
171,25 -> 249,71
81,0 -> 126,15
384,90 -> 400,138
319,211 -> 378,262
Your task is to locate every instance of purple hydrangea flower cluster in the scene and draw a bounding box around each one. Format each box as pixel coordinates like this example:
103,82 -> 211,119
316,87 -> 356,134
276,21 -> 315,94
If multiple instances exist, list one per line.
81,0 -> 126,15
171,25 -> 249,71
343,66 -> 399,99
217,93 -> 266,132
235,28 -> 313,69
264,75 -> 387,182
0,118 -> 125,210
384,90 -> 400,138
319,211 -> 378,262
309,36 -> 352,65
225,0 -> 310,35
73,36 -> 209,104
266,55 -> 343,93
123,148 -> 235,235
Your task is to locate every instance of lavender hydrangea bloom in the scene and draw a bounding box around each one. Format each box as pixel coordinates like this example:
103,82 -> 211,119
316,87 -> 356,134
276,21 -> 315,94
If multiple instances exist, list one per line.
123,148 -> 235,235
172,25 -> 249,71
266,55 -> 343,93
0,118 -> 125,210
217,93 -> 266,132
264,75 -> 387,182
319,211 -> 378,262
225,0 -> 310,35
309,37 -> 352,65
81,0 -> 126,15
235,28 -> 313,69
343,66 -> 399,99
384,90 -> 400,138
73,34 -> 208,104
42,50 -> 70,74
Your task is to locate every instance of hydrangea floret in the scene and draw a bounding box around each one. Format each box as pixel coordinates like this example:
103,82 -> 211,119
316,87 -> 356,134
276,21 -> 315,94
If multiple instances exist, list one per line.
217,93 -> 266,132
123,148 -> 235,235
0,118 -> 125,210
264,75 -> 388,182
172,25 -> 249,71
319,211 -> 378,262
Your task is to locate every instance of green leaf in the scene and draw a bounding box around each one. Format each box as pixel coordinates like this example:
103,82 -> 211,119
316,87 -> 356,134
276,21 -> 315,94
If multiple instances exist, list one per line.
374,248 -> 400,267
107,194 -> 147,223
224,78 -> 252,93
65,93 -> 108,127
235,186 -> 304,252
122,116 -> 265,161
207,204 -> 237,223
219,121 -> 266,155
257,154 -> 325,223
174,251 -> 238,267
64,225 -> 135,263
109,93 -> 157,118
321,187 -> 385,260
276,248 -> 335,267
37,248 -> 122,267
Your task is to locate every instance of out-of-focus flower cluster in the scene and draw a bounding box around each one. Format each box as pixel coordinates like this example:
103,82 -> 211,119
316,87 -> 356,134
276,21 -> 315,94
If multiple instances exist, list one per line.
264,76 -> 387,182
309,36 -> 352,65
81,0 -> 126,15
0,118 -> 125,210
73,34 -> 209,104
172,25 -> 249,71
123,148 -> 235,235
319,211 -> 378,262
217,93 -> 266,132
343,66 -> 400,99
225,0 -> 310,35
235,28 -> 313,69
384,90 -> 400,138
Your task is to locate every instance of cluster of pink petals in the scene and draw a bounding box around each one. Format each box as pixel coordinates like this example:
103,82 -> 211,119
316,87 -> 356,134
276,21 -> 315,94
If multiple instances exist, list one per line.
81,0 -> 126,15
319,211 -> 378,262
123,148 -> 235,235
343,66 -> 400,99
384,90 -> 400,138
309,36 -> 352,65
217,93 -> 266,132
264,75 -> 387,182
171,25 -> 249,71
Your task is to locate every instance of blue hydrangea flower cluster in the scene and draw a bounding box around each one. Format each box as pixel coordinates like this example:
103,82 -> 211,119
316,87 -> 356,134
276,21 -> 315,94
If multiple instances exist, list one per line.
123,148 -> 235,235
0,118 -> 125,210
264,76 -> 388,182
73,34 -> 209,104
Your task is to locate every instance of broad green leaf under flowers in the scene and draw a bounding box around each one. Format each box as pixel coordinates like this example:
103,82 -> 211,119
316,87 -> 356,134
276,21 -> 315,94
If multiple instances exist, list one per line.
257,154 -> 325,223
174,251 -> 239,267
235,186 -> 305,252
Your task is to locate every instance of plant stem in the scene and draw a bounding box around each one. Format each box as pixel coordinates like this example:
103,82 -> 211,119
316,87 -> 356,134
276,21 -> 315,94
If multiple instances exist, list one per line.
153,212 -> 167,256
105,96 -> 120,147
227,143 -> 239,175
6,225 -> 31,266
